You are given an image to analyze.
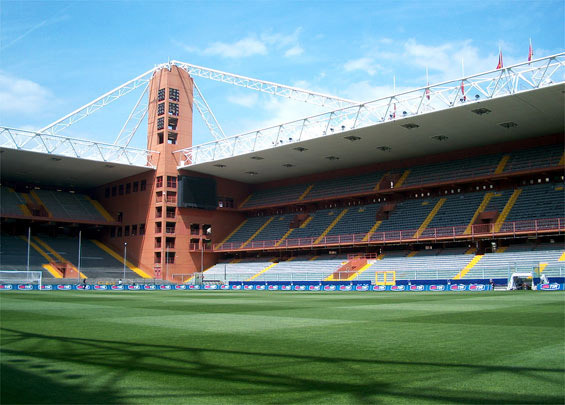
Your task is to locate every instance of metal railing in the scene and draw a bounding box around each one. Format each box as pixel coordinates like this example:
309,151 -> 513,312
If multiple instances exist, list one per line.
214,217 -> 565,251
188,265 -> 565,283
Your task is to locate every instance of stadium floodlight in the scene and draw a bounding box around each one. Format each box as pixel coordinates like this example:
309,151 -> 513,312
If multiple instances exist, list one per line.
0,271 -> 42,288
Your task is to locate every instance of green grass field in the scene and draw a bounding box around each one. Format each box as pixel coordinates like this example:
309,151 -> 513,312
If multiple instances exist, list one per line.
1,291 -> 564,404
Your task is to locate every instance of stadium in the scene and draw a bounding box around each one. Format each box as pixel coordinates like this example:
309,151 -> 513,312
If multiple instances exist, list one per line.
1,50 -> 564,402
1,54 -> 564,290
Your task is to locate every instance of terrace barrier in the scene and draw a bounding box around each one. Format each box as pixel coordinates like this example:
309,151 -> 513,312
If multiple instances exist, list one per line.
213,217 -> 565,252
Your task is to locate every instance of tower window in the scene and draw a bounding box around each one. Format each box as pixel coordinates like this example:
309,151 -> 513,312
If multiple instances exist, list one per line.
165,252 -> 175,264
169,88 -> 179,101
158,88 -> 166,101
157,103 -> 165,116
157,117 -> 164,130
167,176 -> 176,188
168,103 -> 179,116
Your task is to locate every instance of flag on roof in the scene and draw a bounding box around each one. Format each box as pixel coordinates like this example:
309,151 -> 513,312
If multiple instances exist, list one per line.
528,39 -> 533,62
496,49 -> 503,69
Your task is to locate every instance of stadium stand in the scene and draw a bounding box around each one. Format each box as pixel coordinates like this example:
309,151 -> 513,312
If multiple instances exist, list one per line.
465,244 -> 564,279
0,186 -> 113,222
238,144 -> 563,209
0,187 -> 28,216
221,181 -> 564,250
0,233 -> 143,280
33,189 -> 111,222
0,234 -> 52,278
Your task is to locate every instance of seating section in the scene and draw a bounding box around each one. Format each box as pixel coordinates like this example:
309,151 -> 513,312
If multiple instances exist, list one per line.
286,208 -> 343,244
0,187 -> 27,216
423,193 -> 484,236
0,233 -> 142,280
402,153 -> 501,187
0,186 -> 111,223
34,189 -> 108,222
220,216 -> 271,247
327,204 -> 381,237
506,183 -> 564,222
466,244 -> 564,279
238,143 -> 563,208
243,183 -> 310,208
0,234 -> 51,278
205,246 -> 564,282
357,247 -> 473,281
252,215 -> 296,246
302,171 -> 388,202
254,255 -> 348,281
504,144 -> 564,173
41,235 -> 144,279
203,255 -> 349,282
377,197 -> 441,233
202,258 -> 277,282
222,182 -> 564,248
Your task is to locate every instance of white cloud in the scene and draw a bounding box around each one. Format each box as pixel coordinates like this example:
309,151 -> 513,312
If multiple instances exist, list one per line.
0,72 -> 54,117
227,93 -> 259,108
343,57 -> 383,76
203,37 -> 267,58
402,39 -> 497,82
176,28 -> 305,59
285,45 -> 304,57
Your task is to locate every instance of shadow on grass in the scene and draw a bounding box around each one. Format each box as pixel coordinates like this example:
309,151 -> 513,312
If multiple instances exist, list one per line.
1,327 -> 563,404
1,363 -> 122,404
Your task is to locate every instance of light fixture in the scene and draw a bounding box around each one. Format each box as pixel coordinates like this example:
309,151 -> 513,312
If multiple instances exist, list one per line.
472,107 -> 491,115
282,164 -> 294,168
213,164 -> 226,168
376,146 -> 392,152
400,123 -> 419,129
245,171 -> 258,175
344,135 -> 361,142
431,135 -> 449,141
50,157 -> 62,161
250,156 -> 264,160
499,121 -> 518,129
293,147 -> 308,152
325,156 -> 340,161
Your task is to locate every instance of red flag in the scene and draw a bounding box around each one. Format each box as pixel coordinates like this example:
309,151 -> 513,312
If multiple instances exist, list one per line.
461,80 -> 466,101
392,103 -> 396,119
425,86 -> 430,100
496,50 -> 503,69
528,39 -> 533,62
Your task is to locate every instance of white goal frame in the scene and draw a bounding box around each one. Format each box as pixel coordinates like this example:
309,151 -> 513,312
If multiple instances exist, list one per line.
0,271 -> 42,288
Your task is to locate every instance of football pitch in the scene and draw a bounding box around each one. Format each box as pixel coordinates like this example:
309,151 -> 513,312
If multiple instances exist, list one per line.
1,291 -> 563,404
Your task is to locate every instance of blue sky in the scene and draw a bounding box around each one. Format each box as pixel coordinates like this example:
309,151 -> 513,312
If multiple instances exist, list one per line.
1,0 -> 563,150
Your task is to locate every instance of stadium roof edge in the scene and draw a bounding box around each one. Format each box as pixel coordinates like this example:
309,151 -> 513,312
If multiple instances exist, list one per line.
174,52 -> 565,171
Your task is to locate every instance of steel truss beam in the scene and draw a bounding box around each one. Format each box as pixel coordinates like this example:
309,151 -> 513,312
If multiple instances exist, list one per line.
192,81 -> 226,140
114,82 -> 150,146
0,127 -> 158,167
174,53 -> 565,166
39,65 -> 165,135
171,60 -> 358,109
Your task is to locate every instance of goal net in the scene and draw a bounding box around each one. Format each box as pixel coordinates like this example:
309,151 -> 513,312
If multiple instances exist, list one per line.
0,271 -> 42,288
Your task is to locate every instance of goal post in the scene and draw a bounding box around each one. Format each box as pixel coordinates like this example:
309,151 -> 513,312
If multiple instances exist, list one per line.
375,271 -> 396,285
0,271 -> 42,288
